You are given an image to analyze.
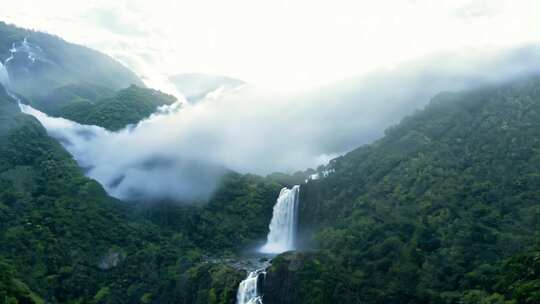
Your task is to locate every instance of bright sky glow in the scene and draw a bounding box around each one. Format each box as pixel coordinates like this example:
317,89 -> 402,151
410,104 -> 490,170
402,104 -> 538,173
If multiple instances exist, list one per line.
1,0 -> 539,92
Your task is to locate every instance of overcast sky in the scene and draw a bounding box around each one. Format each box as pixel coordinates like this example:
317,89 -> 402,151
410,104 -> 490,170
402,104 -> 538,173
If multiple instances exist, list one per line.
2,0 -> 539,92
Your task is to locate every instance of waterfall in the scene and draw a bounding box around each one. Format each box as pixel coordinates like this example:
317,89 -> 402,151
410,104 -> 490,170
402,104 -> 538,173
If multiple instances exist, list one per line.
236,185 -> 301,303
236,269 -> 265,304
0,61 -> 18,104
259,185 -> 300,254
0,61 -> 10,88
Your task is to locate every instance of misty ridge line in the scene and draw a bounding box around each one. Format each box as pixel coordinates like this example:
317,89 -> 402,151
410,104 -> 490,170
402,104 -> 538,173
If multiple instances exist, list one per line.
21,43 -> 540,203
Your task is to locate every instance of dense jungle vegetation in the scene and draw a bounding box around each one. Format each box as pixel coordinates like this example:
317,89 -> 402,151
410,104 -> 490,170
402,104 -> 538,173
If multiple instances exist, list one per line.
262,76 -> 540,304
45,84 -> 177,130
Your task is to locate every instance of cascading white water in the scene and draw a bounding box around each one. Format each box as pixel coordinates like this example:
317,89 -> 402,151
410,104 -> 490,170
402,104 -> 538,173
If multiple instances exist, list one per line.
0,60 -> 19,104
259,185 -> 300,254
236,269 -> 265,304
0,61 -> 9,87
236,186 -> 301,303
6,37 -> 50,66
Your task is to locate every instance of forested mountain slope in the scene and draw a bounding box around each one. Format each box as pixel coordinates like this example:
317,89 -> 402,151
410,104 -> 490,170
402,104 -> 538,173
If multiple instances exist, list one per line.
0,22 -> 143,98
30,82 -> 116,115
45,84 -> 177,131
0,22 -> 172,130
263,76 -> 540,304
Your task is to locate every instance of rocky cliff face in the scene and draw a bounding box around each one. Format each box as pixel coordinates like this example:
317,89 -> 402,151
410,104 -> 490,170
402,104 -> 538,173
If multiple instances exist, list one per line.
262,251 -> 329,304
262,252 -> 299,304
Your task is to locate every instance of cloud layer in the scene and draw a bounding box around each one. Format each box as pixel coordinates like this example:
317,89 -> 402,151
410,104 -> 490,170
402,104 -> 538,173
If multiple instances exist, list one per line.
20,44 -> 540,202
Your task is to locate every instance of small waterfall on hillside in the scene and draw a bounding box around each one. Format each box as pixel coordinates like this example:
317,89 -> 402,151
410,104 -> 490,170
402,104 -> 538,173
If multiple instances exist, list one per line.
0,60 -> 19,103
0,61 -> 9,87
260,185 -> 300,254
236,268 -> 265,304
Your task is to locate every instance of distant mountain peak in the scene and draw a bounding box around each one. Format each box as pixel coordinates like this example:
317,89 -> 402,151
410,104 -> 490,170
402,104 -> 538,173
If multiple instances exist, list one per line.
169,73 -> 245,103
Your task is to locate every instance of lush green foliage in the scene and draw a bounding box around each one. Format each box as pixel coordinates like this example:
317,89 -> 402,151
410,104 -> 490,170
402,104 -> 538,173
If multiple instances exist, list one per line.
497,246 -> 540,303
142,173 -> 282,253
54,84 -> 177,130
0,257 -> 44,304
264,77 -> 540,304
25,83 -> 178,131
30,83 -> 115,115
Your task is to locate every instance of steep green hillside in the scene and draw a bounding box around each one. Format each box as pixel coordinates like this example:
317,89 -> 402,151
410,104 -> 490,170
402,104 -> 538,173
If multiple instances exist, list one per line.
1,85 -> 191,303
52,85 -> 177,130
140,172 -> 283,254
0,22 -> 158,130
0,85 -> 20,139
263,77 -> 540,304
0,22 -> 143,98
30,82 -> 115,114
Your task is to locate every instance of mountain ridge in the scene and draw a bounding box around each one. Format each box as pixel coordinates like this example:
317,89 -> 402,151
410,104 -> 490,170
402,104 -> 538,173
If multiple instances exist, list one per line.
262,75 -> 540,304
0,21 -> 144,100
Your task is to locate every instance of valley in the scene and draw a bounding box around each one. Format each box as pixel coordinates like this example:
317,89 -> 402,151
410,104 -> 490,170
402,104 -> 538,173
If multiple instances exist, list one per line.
0,18 -> 539,304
